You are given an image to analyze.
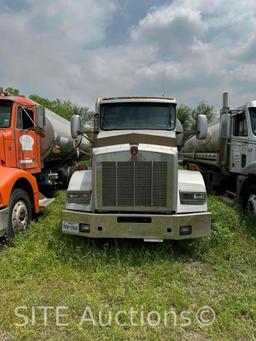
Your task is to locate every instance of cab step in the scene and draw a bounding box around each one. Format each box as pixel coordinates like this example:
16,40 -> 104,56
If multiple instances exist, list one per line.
39,193 -> 55,208
219,190 -> 236,205
144,239 -> 163,243
225,190 -> 236,198
219,195 -> 235,205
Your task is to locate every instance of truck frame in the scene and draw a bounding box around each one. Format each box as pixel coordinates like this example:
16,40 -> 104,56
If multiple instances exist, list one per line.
62,96 -> 211,241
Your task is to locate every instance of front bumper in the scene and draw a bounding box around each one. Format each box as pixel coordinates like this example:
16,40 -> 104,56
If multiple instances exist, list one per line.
62,210 -> 211,240
0,206 -> 9,237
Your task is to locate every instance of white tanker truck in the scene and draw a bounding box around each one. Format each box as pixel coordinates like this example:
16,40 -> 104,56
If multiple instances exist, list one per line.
183,92 -> 256,213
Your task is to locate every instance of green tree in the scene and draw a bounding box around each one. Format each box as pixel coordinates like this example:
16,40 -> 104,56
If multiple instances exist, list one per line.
190,101 -> 215,131
6,87 -> 20,95
177,100 -> 215,133
29,94 -> 94,127
177,104 -> 192,131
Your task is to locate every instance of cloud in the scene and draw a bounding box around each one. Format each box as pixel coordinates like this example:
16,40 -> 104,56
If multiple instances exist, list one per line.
0,0 -> 117,105
0,0 -> 256,110
130,4 -> 207,57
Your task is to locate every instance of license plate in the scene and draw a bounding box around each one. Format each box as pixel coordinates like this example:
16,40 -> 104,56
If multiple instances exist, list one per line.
62,221 -> 79,233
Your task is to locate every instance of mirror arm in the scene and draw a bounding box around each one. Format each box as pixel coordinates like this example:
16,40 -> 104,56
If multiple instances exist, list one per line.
80,131 -> 93,144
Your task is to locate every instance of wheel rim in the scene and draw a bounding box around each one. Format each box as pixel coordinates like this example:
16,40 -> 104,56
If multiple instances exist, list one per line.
11,200 -> 29,231
246,194 -> 256,214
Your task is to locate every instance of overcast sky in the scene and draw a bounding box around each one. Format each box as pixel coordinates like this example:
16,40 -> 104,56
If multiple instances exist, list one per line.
0,0 -> 255,110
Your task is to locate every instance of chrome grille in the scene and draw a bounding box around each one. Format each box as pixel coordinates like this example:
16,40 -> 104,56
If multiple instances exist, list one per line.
102,161 -> 167,207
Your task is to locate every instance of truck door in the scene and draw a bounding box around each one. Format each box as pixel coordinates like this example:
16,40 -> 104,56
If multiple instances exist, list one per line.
15,106 -> 40,172
229,111 -> 249,173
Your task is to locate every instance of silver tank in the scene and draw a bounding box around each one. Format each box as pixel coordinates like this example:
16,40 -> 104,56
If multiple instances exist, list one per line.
183,121 -> 220,153
38,106 -> 90,164
176,118 -> 184,147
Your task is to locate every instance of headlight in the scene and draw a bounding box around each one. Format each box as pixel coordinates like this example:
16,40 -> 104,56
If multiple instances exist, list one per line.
180,191 -> 206,205
67,191 -> 91,204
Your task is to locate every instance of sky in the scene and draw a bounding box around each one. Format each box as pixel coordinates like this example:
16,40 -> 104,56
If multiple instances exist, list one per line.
0,0 -> 256,110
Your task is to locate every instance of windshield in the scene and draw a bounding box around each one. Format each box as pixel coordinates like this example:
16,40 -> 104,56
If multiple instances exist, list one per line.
0,101 -> 12,128
100,102 -> 176,130
249,107 -> 256,135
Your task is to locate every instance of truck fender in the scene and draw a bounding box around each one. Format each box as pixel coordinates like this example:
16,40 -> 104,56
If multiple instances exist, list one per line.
177,169 -> 208,214
0,166 -> 40,213
65,170 -> 92,212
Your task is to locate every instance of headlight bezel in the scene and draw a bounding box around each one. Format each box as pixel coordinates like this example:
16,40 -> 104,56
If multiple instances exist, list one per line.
67,191 -> 91,204
179,191 -> 206,205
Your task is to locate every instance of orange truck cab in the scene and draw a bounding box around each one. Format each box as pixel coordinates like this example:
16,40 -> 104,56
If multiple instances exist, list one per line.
0,88 -> 90,240
0,92 -> 45,239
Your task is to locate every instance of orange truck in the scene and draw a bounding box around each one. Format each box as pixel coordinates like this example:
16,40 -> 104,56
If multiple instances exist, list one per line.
0,88 -> 90,240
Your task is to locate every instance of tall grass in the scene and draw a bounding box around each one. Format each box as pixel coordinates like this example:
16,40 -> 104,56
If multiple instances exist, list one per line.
0,193 -> 255,340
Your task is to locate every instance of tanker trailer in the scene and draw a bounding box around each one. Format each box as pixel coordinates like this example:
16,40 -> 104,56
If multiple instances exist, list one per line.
183,92 -> 256,213
38,105 -> 90,189
183,120 -> 221,164
0,89 -> 90,239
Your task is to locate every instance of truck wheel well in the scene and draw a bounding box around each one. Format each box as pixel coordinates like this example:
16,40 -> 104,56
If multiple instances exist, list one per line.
12,178 -> 35,215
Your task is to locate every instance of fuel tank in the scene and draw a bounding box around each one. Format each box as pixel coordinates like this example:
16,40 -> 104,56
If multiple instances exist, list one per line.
176,118 -> 184,147
39,106 -> 90,165
183,121 -> 220,153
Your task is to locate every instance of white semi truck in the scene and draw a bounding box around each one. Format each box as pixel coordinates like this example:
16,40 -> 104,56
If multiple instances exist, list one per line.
62,96 -> 211,241
183,92 -> 256,213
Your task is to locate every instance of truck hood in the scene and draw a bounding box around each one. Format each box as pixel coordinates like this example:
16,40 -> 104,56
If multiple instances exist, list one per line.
94,130 -> 177,148
93,139 -> 178,213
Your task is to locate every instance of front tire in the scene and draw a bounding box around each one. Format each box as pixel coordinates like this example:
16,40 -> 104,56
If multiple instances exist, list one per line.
243,184 -> 256,214
7,189 -> 32,240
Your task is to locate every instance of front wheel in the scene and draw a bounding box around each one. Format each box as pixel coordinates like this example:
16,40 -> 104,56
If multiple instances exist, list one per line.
243,185 -> 256,214
7,189 -> 32,240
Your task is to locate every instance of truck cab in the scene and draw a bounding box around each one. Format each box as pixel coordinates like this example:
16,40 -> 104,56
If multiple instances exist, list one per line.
229,102 -> 256,174
0,95 -> 42,173
0,88 -> 89,240
0,93 -> 45,239
184,93 -> 256,213
62,96 -> 211,241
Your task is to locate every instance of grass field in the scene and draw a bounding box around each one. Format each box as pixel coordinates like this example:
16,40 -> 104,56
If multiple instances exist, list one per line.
0,192 -> 255,340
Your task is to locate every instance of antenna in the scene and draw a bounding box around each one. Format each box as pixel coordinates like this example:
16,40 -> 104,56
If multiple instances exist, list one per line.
162,63 -> 166,96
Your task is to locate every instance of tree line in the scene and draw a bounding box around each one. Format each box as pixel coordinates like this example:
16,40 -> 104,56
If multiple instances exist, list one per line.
177,101 -> 215,132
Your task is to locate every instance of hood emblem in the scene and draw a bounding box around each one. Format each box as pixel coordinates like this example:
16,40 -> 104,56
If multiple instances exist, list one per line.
130,145 -> 138,161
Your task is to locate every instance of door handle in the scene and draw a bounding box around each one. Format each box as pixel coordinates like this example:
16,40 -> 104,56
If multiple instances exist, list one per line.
241,154 -> 246,168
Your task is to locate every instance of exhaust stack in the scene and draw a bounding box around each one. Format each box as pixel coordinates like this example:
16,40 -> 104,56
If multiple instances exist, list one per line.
220,92 -> 229,115
222,92 -> 229,110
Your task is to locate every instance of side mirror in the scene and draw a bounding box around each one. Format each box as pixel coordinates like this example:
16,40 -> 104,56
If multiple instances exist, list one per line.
94,113 -> 99,134
196,114 -> 208,139
36,106 -> 46,128
71,114 -> 81,139
220,113 -> 231,138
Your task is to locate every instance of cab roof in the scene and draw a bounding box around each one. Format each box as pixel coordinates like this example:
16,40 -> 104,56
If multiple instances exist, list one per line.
245,100 -> 256,108
0,95 -> 36,106
99,96 -> 176,104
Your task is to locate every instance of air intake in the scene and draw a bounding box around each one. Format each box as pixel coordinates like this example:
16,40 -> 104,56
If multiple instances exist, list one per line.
102,161 -> 168,207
